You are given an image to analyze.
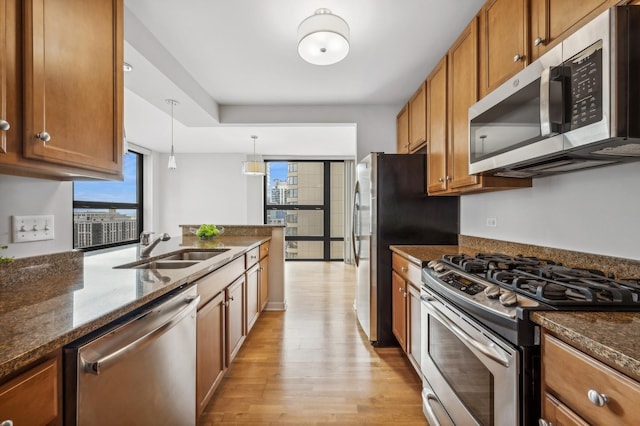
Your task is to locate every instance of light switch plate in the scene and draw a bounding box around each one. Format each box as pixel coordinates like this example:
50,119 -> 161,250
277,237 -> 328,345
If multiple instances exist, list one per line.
12,215 -> 55,242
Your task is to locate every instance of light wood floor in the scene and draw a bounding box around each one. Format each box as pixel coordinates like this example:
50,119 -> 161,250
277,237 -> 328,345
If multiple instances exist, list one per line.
197,261 -> 427,425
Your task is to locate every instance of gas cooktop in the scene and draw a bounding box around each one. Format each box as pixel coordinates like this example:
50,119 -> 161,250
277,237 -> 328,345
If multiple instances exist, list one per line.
434,253 -> 640,308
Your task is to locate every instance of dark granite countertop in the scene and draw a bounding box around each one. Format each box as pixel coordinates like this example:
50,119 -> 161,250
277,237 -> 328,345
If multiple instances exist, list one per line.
389,245 -> 460,265
0,235 -> 269,379
531,311 -> 640,382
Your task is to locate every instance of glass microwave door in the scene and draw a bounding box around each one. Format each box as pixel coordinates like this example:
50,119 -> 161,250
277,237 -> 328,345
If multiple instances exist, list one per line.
469,79 -> 543,165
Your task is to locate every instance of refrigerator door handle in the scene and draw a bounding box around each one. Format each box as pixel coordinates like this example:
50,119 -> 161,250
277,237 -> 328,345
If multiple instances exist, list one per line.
352,181 -> 361,266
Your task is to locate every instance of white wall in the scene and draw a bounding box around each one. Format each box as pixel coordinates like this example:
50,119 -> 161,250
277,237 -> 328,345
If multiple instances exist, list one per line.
220,104 -> 399,161
0,175 -> 73,258
461,161 -> 640,260
154,152 -> 263,236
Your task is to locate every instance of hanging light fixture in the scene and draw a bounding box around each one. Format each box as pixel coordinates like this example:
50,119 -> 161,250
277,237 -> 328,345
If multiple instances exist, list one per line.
241,135 -> 266,176
297,8 -> 350,66
165,99 -> 179,170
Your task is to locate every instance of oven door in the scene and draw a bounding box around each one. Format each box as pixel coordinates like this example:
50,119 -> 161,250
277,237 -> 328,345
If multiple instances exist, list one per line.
420,287 -> 519,426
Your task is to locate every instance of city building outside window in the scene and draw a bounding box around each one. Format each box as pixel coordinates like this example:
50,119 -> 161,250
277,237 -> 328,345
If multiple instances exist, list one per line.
72,151 -> 143,250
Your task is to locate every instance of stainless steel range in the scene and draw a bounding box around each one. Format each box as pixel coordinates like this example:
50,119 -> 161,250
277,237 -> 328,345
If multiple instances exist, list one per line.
420,253 -> 640,426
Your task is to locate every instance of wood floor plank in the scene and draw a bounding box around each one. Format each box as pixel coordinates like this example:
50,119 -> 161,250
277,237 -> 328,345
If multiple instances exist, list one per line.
198,262 -> 427,425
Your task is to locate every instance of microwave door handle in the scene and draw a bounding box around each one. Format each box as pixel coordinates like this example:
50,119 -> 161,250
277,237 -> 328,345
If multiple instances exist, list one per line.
540,67 -> 553,137
426,300 -> 510,368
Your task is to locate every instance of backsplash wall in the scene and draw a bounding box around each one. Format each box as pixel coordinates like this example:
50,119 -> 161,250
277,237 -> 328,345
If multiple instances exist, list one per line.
460,161 -> 640,261
0,175 -> 73,258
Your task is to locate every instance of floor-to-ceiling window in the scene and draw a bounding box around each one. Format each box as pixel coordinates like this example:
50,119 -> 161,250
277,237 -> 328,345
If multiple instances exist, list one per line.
264,160 -> 345,261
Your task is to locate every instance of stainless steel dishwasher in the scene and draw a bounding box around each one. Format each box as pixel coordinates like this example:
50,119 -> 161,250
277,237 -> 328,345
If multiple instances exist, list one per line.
64,286 -> 199,426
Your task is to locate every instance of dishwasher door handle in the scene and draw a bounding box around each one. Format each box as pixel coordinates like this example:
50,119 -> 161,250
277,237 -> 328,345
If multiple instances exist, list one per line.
82,294 -> 200,375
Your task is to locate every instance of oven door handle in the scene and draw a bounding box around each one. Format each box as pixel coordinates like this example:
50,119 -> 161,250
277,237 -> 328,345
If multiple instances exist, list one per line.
423,390 -> 455,426
423,295 -> 510,368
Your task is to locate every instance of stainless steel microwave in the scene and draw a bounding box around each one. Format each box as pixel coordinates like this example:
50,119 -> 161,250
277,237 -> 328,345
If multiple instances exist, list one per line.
468,6 -> 640,178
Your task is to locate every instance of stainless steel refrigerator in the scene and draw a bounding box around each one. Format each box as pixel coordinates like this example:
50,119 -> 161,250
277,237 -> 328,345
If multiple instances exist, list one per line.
352,153 -> 459,346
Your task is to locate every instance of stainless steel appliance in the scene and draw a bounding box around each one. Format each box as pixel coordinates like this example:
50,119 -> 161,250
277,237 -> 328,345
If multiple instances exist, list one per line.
469,6 -> 640,178
64,286 -> 199,426
352,153 -> 458,346
420,253 -> 640,425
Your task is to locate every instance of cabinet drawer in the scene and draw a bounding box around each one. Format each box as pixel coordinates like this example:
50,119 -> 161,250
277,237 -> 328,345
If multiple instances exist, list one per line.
259,241 -> 270,259
542,332 -> 640,425
391,253 -> 422,285
246,247 -> 260,268
197,256 -> 244,308
0,357 -> 58,425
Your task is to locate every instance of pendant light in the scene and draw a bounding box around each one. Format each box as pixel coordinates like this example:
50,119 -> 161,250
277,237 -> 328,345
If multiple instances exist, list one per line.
298,8 -> 350,66
165,99 -> 179,170
241,135 -> 266,176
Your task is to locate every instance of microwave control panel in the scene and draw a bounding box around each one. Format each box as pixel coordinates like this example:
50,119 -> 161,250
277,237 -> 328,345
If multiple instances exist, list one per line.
567,41 -> 603,130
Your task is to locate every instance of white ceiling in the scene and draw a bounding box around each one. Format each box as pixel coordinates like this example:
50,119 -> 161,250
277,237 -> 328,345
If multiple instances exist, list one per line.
123,0 -> 485,156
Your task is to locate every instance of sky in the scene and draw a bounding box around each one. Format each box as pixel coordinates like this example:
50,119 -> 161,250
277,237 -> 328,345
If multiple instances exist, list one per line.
74,152 -> 138,203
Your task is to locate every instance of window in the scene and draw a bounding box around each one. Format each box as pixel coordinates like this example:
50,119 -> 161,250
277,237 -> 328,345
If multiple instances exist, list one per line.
265,160 -> 345,261
73,151 -> 143,250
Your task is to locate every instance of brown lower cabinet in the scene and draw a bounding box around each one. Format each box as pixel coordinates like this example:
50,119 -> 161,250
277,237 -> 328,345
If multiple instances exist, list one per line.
540,331 -> 640,425
195,244 -> 270,417
0,352 -> 61,426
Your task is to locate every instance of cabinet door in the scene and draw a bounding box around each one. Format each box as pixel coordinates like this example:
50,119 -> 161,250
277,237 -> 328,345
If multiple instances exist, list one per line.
0,0 -> 16,157
0,356 -> 59,426
391,271 -> 407,352
196,292 -> 225,417
409,83 -> 426,152
426,56 -> 448,194
530,0 -> 611,60
22,0 -> 123,176
259,257 -> 269,311
448,16 -> 479,190
479,0 -> 527,97
226,276 -> 245,364
407,284 -> 422,376
246,264 -> 260,333
396,104 -> 409,154
542,393 -> 589,426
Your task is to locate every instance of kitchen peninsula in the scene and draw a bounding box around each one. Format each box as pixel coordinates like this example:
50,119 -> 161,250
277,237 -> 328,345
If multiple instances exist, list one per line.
0,225 -> 284,424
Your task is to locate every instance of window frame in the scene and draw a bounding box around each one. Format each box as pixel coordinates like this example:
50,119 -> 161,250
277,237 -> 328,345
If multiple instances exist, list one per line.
72,150 -> 144,251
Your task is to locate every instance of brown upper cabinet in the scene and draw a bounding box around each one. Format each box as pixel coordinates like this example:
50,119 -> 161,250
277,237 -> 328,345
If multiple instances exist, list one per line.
408,83 -> 426,152
427,16 -> 531,195
0,0 -> 124,180
529,0 -> 615,61
396,104 -> 409,154
478,0 -> 528,98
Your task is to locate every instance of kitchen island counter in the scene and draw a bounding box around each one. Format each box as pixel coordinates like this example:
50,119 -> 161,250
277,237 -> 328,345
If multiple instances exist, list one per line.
0,235 -> 269,379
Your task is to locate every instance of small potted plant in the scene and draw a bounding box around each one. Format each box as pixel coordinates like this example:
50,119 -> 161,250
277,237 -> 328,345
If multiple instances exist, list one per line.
0,245 -> 14,265
194,224 -> 224,240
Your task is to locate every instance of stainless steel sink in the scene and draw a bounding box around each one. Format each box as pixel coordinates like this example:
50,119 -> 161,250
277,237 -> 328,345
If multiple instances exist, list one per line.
160,249 -> 229,261
132,261 -> 200,269
114,248 -> 231,269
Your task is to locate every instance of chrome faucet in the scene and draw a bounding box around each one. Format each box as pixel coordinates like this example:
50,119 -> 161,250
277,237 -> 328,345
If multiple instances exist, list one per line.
139,232 -> 171,258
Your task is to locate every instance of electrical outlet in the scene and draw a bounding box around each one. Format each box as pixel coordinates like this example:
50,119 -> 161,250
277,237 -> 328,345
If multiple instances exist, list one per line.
486,217 -> 497,227
12,215 -> 55,242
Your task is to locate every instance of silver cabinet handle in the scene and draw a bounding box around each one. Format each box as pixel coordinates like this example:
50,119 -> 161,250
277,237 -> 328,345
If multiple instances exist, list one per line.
401,266 -> 408,272
229,296 -> 235,301
0,119 -> 9,131
587,389 -> 609,407
534,37 -> 546,46
36,131 -> 51,143
438,177 -> 444,183
1,420 -> 14,426
82,294 -> 199,375
513,54 -> 523,62
445,176 -> 451,181
403,291 -> 407,298
538,419 -> 552,426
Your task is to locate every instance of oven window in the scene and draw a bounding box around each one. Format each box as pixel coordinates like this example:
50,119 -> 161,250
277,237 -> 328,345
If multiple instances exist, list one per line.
429,317 -> 494,425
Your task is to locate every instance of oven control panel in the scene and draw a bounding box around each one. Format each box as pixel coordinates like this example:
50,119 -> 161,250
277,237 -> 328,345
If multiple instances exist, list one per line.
441,272 -> 486,296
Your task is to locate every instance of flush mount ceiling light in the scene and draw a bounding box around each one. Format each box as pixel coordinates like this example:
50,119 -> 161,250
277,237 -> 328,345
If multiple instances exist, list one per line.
242,135 -> 266,176
297,8 -> 350,66
165,99 -> 179,170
